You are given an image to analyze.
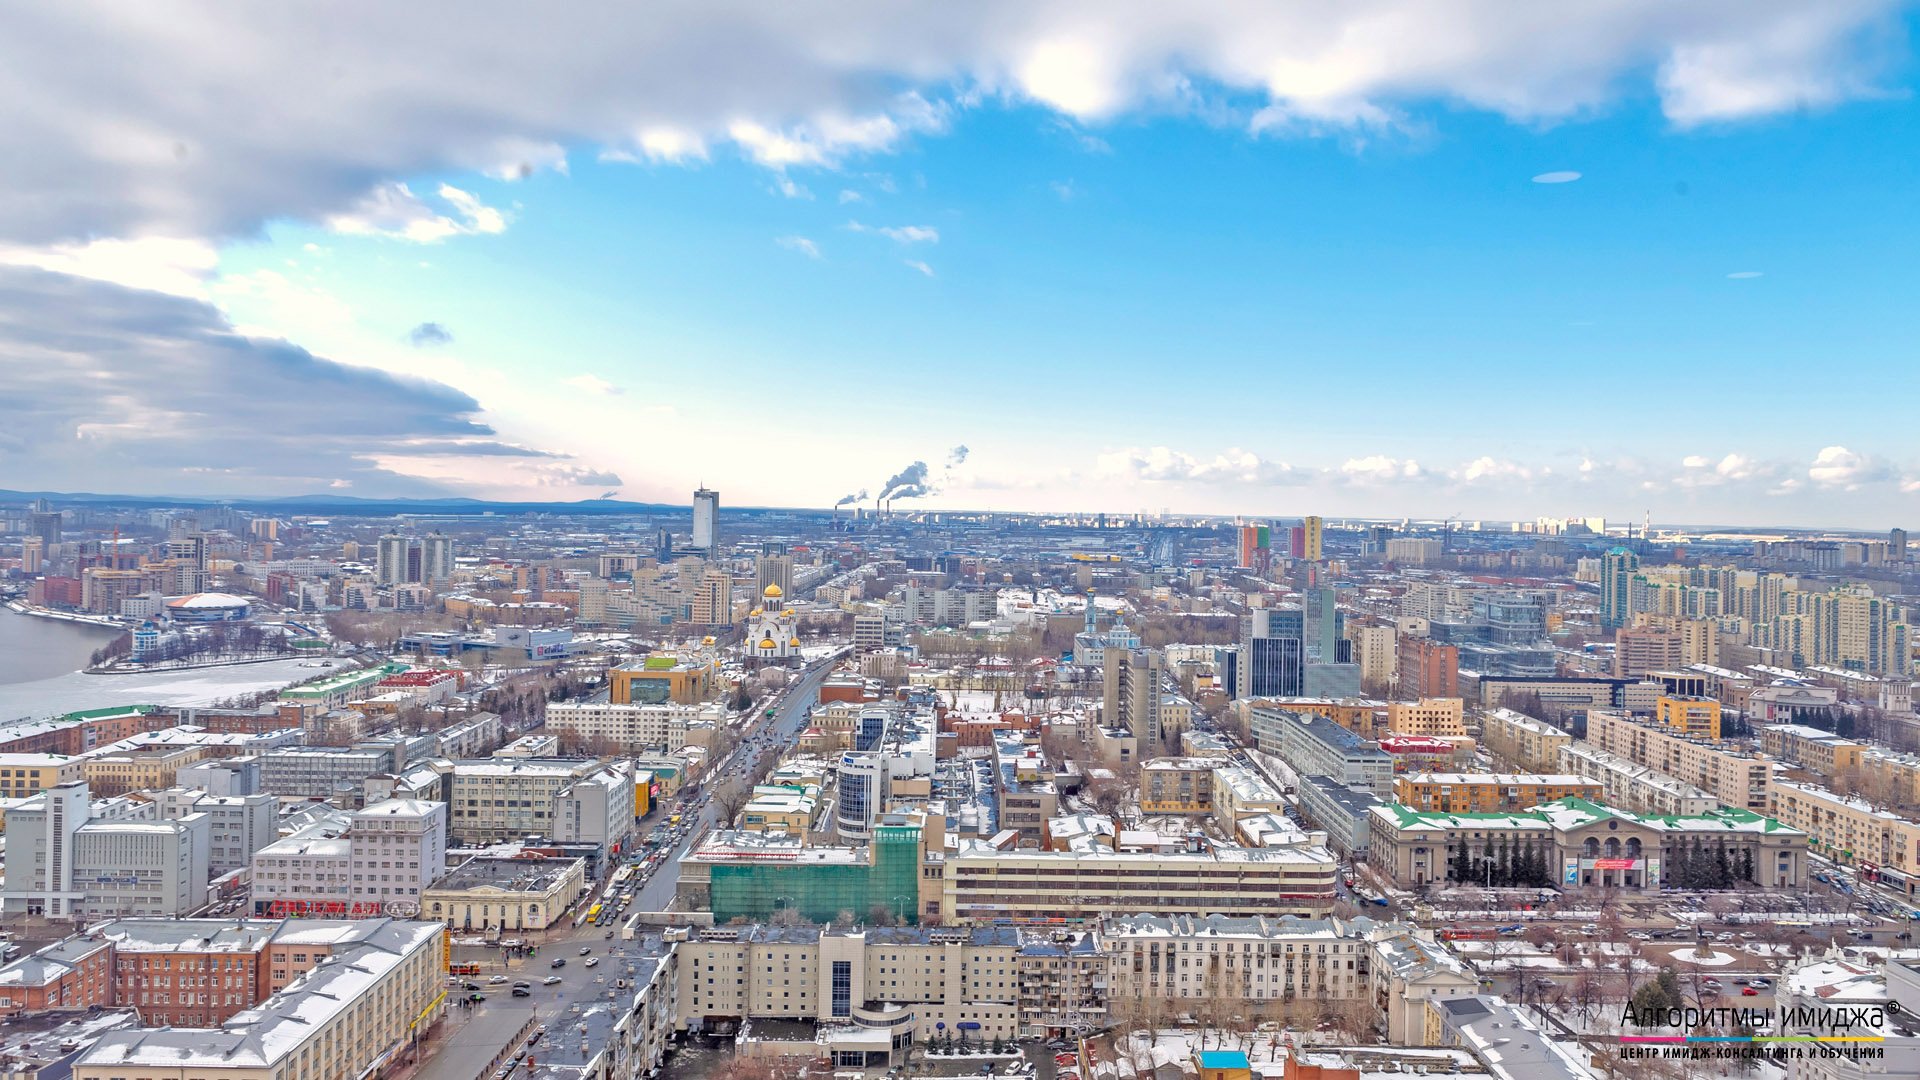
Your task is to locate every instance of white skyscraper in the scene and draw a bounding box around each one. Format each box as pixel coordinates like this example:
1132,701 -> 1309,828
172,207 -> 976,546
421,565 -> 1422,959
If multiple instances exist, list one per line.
421,533 -> 454,585
692,487 -> 719,552
376,534 -> 410,585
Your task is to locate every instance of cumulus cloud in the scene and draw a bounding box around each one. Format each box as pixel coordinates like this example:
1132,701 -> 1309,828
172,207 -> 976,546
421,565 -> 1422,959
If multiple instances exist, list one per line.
1340,455 -> 1425,484
0,266 -> 608,497
325,183 -> 509,243
408,322 -> 454,347
1807,445 -> 1891,490
0,4 -> 1900,246
776,235 -> 822,258
1097,446 -> 1302,486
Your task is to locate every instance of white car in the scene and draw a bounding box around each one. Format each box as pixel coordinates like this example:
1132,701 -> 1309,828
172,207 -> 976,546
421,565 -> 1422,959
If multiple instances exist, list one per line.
584,957 -> 600,968
488,975 -> 509,984
543,975 -> 564,985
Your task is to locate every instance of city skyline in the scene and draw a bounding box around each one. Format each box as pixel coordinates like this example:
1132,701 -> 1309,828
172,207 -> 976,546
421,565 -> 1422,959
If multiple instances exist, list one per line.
2,6 -> 1918,526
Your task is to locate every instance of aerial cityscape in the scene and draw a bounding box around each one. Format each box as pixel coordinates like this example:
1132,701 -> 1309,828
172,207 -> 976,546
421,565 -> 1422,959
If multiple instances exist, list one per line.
3,7 -> 1919,1080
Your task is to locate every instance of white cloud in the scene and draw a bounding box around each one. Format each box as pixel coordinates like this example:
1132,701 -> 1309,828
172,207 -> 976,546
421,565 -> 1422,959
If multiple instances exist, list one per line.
1340,455 -> 1424,483
1452,456 -> 1532,483
1050,180 -> 1079,201
325,182 -> 510,243
838,189 -> 864,204
1808,445 -> 1890,490
776,235 -> 822,259
1726,270 -> 1764,278
770,174 -> 814,200
1096,446 -> 1301,486
1532,170 -> 1582,183
849,222 -> 939,244
564,374 -> 625,396
0,236 -> 219,298
0,4 -> 1900,247
904,259 -> 935,277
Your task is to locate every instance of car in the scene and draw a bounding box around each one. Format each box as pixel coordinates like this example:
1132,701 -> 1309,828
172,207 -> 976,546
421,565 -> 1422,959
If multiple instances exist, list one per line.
488,975 -> 509,984
462,982 -> 481,991
512,986 -> 532,997
543,975 -> 564,985
584,957 -> 600,967
1742,986 -> 1759,996
551,958 -> 567,968
580,947 -> 592,955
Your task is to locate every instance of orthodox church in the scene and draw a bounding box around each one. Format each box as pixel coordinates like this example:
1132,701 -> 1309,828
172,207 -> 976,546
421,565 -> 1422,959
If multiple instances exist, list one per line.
747,583 -> 802,664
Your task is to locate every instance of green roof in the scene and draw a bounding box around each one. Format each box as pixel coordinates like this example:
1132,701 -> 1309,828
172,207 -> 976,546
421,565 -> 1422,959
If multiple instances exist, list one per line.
60,705 -> 156,721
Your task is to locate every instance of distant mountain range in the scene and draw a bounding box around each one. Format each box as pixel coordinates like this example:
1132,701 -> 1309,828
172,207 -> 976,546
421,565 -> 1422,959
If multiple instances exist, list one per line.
0,488 -> 688,517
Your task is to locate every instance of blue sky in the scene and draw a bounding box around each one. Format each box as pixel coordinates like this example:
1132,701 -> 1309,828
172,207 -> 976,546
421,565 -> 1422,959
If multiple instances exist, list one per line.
3,3 -> 1917,526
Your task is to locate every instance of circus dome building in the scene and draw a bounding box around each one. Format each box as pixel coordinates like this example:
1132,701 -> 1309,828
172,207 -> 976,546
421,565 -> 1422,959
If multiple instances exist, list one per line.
165,592 -> 251,623
744,583 -> 801,664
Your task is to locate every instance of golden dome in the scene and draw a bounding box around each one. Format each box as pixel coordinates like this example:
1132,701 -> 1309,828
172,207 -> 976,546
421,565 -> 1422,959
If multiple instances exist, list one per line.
788,638 -> 801,647
757,637 -> 776,649
781,608 -> 794,617
750,608 -> 764,617
762,584 -> 784,598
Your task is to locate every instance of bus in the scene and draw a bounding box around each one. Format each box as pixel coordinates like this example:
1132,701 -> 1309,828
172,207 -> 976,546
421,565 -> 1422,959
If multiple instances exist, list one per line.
587,903 -> 603,922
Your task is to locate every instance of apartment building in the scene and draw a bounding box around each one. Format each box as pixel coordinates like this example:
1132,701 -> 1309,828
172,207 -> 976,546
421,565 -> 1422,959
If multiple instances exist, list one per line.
1585,710 -> 1774,813
941,841 -> 1338,923
1250,707 -> 1394,796
1392,773 -> 1602,814
544,698 -> 724,751
1478,708 -> 1573,773
1295,776 -> 1383,858
1104,913 -> 1369,1005
256,746 -> 393,798
1655,695 -> 1722,740
1767,780 -> 1920,890
1385,699 -> 1465,737
249,808 -> 352,915
1760,724 -> 1866,777
1556,742 -> 1719,817
80,745 -> 212,796
1140,757 -> 1223,816
556,761 -> 637,852
72,919 -> 445,1080
1397,638 -> 1459,699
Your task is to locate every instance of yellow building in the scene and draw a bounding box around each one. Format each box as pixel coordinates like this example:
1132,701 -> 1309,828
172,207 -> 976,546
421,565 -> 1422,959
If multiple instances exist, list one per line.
423,856 -> 585,931
737,784 -> 819,834
0,754 -> 84,801
1139,757 -> 1220,815
80,745 -> 211,796
1656,695 -> 1722,740
1393,772 -> 1602,813
1240,697 -> 1387,739
611,654 -> 716,705
1386,698 -> 1465,737
1586,710 -> 1773,812
1301,516 -> 1324,562
1769,779 -> 1920,884
1760,724 -> 1865,778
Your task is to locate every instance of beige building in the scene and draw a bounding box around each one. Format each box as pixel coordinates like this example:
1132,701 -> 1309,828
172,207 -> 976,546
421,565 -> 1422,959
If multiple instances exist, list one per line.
0,754 -> 84,800
1479,708 -> 1573,774
79,745 -> 211,796
71,919 -> 445,1080
677,923 -> 1023,1042
941,842 -> 1337,923
1103,912 -> 1381,1006
1347,624 -> 1397,691
1767,780 -> 1920,887
1760,724 -> 1866,778
1140,757 -> 1223,816
1585,710 -> 1773,813
1212,766 -> 1287,822
544,699 -> 723,752
1386,698 -> 1466,737
1366,797 -> 1807,892
424,855 -> 586,931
